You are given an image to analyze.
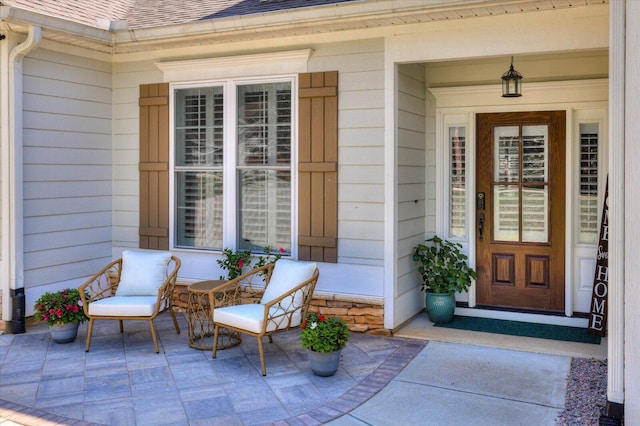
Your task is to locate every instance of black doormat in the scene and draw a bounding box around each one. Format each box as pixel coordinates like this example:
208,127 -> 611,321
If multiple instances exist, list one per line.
433,315 -> 601,344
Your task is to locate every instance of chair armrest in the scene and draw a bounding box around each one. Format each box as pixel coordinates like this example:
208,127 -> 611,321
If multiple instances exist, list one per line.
155,256 -> 181,313
78,259 -> 123,316
262,267 -> 319,330
213,263 -> 276,304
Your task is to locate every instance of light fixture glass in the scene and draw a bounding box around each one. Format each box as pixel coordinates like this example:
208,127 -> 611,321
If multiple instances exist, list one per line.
501,56 -> 523,97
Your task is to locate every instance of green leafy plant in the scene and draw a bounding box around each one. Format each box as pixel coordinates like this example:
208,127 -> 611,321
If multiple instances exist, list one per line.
252,246 -> 285,275
300,312 -> 350,354
217,246 -> 287,280
33,288 -> 90,326
412,235 -> 477,294
217,248 -> 252,280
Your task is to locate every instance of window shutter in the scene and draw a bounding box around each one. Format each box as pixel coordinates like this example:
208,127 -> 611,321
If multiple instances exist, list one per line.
298,71 -> 338,262
139,83 -> 170,249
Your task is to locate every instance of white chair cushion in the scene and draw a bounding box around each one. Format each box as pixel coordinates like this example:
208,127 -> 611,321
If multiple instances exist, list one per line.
116,250 -> 172,296
260,260 -> 316,305
88,296 -> 158,317
213,304 -> 301,333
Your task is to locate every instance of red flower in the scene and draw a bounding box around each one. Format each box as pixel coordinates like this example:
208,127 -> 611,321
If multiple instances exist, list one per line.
301,321 -> 307,330
237,260 -> 244,268
72,305 -> 79,313
55,309 -> 63,318
66,305 -> 73,311
318,315 -> 326,322
279,247 -> 285,254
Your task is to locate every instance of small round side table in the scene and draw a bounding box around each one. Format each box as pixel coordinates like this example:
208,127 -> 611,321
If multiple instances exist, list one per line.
186,280 -> 241,350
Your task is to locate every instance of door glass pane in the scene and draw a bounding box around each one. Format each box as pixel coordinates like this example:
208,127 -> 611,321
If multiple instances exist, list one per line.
578,123 -> 599,244
449,126 -> 466,238
494,126 -> 519,182
493,185 -> 519,241
522,125 -> 548,183
522,186 -> 548,242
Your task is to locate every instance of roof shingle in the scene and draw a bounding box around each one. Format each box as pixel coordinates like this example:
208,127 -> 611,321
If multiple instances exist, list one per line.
0,0 -> 360,30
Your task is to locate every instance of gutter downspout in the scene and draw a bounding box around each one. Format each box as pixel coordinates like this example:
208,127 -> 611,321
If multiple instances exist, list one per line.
0,25 -> 41,327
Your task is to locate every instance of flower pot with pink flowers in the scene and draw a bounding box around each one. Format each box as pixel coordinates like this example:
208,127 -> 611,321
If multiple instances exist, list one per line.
33,288 -> 90,343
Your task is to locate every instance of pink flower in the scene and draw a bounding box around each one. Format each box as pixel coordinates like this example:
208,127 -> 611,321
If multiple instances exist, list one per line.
55,309 -> 63,318
72,305 -> 79,313
279,247 -> 285,254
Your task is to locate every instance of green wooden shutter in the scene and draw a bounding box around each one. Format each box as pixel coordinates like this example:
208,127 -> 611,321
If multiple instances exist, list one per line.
298,71 -> 338,263
139,83 -> 170,249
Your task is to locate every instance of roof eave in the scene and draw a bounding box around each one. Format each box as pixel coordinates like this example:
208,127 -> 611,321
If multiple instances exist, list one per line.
0,5 -> 112,45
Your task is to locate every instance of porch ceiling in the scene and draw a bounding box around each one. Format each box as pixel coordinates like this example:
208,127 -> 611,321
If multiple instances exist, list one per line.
0,0 -> 609,55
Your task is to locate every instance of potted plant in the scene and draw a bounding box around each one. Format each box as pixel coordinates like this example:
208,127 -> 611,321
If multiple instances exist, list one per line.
300,312 -> 350,376
33,288 -> 90,343
413,235 -> 477,324
217,246 -> 286,280
216,248 -> 252,280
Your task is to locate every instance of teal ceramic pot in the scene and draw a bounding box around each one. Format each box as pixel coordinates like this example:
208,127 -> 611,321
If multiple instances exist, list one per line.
425,291 -> 456,324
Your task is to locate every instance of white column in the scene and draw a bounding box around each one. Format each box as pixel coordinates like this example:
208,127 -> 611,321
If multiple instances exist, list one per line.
608,0 -> 625,409
624,0 -> 640,422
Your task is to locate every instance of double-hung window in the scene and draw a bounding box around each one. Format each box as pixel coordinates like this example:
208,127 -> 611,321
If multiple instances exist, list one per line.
173,80 -> 293,253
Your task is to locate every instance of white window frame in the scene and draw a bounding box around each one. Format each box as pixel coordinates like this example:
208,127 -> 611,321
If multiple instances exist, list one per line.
169,75 -> 298,255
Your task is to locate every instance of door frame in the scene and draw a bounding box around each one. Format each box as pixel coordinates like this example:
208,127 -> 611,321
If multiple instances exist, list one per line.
430,79 -> 608,324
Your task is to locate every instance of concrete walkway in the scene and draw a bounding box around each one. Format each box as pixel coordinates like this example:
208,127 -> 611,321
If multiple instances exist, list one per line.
329,341 -> 570,426
0,312 -> 606,425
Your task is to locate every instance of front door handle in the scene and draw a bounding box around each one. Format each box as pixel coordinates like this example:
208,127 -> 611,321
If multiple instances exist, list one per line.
478,213 -> 485,242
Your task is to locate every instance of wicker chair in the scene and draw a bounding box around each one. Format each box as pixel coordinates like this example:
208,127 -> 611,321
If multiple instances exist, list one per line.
211,259 -> 319,375
78,250 -> 181,353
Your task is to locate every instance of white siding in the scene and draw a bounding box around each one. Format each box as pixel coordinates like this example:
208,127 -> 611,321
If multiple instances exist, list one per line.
22,49 -> 113,292
110,41 -> 387,297
396,63 -> 427,323
310,39 -> 386,266
112,61 -> 162,250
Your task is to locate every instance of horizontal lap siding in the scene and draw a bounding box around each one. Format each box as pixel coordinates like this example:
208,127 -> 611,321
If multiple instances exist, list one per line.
22,49 -> 113,288
113,63 -> 163,249
397,64 -> 427,296
309,40 -> 385,265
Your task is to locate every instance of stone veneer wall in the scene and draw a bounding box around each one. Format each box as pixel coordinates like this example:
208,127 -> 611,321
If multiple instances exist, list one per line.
2,283 -> 388,335
173,283 -> 389,336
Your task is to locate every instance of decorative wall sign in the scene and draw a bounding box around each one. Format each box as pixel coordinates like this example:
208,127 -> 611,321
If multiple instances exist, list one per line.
588,177 -> 608,336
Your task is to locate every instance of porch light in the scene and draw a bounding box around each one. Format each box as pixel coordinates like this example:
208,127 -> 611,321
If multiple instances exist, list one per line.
501,56 -> 523,97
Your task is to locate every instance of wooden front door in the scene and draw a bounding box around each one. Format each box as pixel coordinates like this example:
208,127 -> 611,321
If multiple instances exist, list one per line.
476,111 -> 565,312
